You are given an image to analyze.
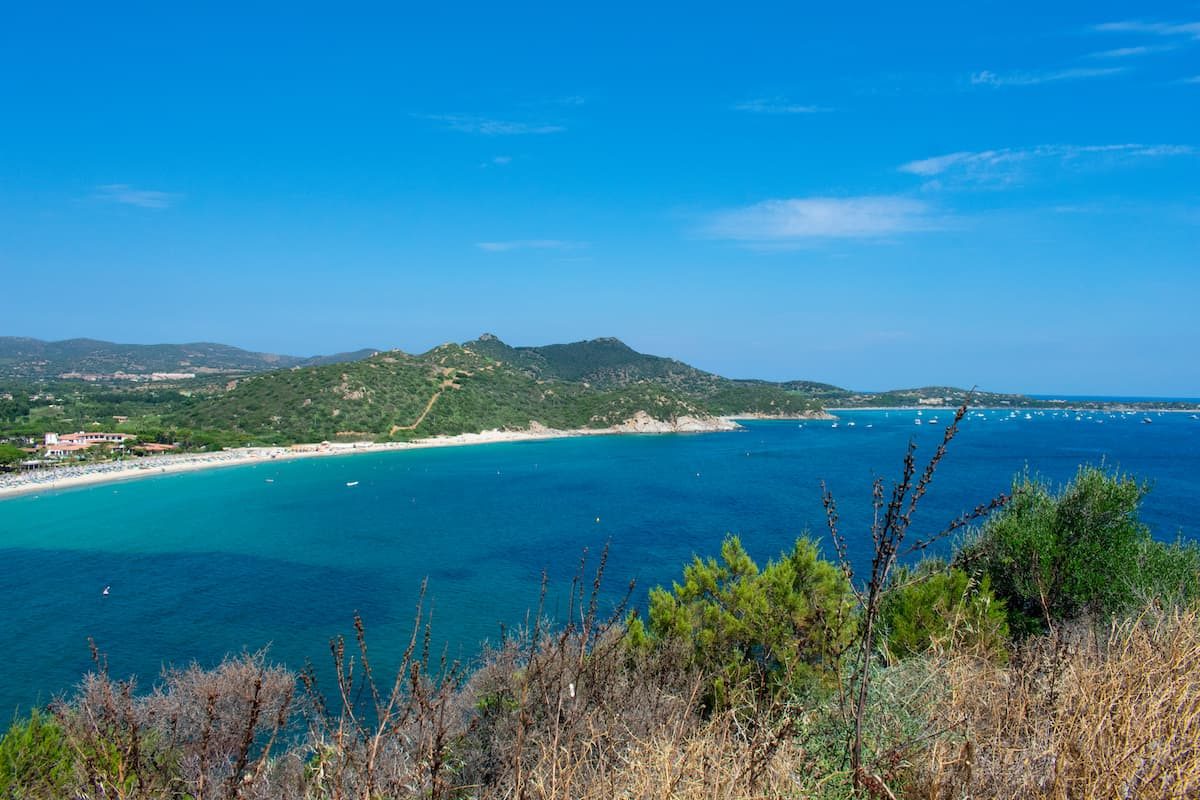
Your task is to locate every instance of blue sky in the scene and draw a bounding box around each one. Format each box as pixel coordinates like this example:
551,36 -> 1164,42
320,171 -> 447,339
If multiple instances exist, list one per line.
1,2 -> 1197,394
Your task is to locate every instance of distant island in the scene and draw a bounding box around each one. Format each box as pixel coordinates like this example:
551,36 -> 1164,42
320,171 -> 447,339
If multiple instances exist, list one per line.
1,334 -> 1196,472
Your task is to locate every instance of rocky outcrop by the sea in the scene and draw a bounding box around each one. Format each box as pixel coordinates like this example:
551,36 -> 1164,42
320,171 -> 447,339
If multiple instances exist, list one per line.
730,409 -> 836,421
609,411 -> 741,433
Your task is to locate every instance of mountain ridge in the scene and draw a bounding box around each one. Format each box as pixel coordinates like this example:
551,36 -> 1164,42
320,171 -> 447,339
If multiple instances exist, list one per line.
2,333 -> 1192,451
0,336 -> 378,380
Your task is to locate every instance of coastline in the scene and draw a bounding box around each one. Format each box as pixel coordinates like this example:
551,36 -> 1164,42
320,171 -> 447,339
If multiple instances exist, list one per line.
0,414 -> 740,501
8,404 -> 1192,500
823,405 -> 1200,413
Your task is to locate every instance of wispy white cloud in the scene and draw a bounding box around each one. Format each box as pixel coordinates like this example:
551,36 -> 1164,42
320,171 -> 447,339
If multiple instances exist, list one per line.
706,196 -> 937,242
970,66 -> 1126,86
899,144 -> 1194,187
1085,45 -> 1170,58
93,184 -> 179,209
733,97 -> 826,114
418,113 -> 565,135
1092,20 -> 1200,39
476,240 -> 587,252
1179,75 -> 1200,84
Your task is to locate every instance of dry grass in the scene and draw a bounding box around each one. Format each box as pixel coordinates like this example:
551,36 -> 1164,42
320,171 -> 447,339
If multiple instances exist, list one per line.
517,710 -> 812,800
50,647 -> 295,800
912,606 -> 1200,800
15,603 -> 1199,799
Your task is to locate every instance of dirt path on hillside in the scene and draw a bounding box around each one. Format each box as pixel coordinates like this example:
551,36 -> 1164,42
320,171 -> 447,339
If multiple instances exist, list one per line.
390,379 -> 455,434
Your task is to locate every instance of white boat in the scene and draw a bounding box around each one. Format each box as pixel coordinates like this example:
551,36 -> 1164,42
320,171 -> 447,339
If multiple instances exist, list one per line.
847,421 -> 856,427
914,419 -> 922,425
831,423 -> 839,428
346,481 -> 360,486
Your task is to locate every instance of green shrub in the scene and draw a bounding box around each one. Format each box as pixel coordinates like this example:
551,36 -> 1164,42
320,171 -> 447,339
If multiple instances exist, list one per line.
629,535 -> 857,706
1133,536 -> 1200,607
957,465 -> 1174,635
0,710 -> 73,798
879,561 -> 1009,662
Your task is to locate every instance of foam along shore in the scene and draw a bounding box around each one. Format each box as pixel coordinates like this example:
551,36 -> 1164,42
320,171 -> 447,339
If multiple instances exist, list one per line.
0,413 -> 740,500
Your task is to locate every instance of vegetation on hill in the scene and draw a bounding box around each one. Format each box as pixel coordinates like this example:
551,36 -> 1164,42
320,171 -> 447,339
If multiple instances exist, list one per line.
3,413 -> 1198,799
170,344 -> 710,443
60,336 -> 818,445
464,333 -> 715,388
0,336 -> 376,381
1,334 -> 1195,454
465,334 -> 824,417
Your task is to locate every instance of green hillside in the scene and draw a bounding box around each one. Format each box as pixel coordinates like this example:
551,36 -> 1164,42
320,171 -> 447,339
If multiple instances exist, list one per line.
464,333 -> 718,389
5,333 -> 1135,450
0,337 -> 376,380
464,334 -> 821,417
172,343 -> 710,443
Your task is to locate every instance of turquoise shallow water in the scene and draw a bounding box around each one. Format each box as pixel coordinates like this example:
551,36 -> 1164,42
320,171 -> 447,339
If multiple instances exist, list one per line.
1,408 -> 1198,716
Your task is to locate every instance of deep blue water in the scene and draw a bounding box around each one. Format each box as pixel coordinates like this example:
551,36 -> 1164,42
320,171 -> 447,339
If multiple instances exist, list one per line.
1,408 -> 1198,717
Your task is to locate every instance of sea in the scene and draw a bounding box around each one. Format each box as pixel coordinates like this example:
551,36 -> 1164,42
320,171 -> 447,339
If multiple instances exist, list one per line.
1,407 -> 1198,717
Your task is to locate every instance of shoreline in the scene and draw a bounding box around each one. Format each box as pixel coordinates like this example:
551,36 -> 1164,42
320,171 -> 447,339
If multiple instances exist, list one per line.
0,415 -> 740,501
6,404 -> 1194,500
823,405 -> 1200,413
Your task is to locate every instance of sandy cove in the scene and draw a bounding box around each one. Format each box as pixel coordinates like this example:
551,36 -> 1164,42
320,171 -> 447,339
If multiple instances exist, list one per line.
0,413 -> 740,500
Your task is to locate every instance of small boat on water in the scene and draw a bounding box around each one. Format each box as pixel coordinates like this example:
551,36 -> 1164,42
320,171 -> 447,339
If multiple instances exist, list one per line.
346,481 -> 360,487
831,423 -> 839,428
1142,418 -> 1153,425
914,419 -> 922,425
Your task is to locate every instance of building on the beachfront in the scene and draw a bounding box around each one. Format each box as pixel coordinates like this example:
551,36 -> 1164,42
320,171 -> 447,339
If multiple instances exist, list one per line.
44,443 -> 93,458
44,431 -> 135,447
42,431 -> 136,459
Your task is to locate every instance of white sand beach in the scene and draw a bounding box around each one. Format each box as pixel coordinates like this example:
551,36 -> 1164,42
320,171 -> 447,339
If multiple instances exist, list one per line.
0,415 -> 740,500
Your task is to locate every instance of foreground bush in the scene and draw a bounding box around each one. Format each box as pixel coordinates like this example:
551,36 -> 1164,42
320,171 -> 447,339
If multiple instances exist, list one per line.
879,561 -> 1009,662
628,535 -> 857,707
0,710 -> 72,798
959,465 -> 1199,635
